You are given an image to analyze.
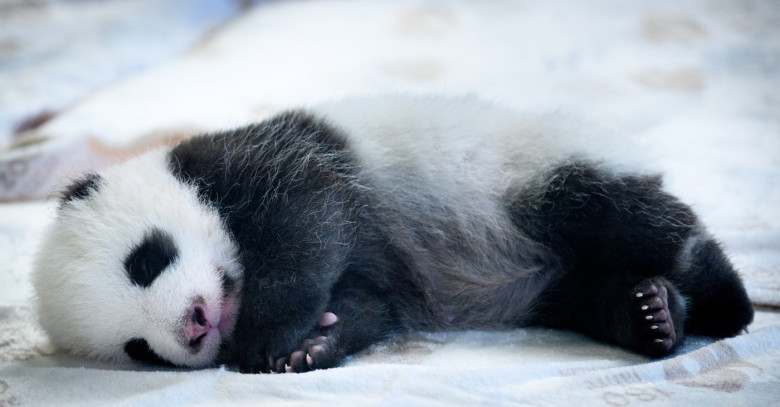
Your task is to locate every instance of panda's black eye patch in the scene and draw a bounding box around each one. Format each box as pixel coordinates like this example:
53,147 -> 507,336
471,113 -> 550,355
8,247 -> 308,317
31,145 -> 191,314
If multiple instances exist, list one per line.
124,338 -> 176,367
125,228 -> 178,288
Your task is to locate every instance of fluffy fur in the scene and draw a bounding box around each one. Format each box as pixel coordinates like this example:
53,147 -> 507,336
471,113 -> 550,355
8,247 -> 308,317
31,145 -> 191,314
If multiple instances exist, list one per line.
33,95 -> 754,373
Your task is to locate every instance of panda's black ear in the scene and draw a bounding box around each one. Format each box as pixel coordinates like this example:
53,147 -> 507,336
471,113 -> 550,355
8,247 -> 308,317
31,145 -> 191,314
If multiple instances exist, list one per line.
59,172 -> 103,206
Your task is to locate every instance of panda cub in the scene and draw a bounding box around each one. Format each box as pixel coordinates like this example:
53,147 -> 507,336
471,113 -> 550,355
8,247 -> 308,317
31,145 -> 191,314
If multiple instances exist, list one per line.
33,96 -> 754,374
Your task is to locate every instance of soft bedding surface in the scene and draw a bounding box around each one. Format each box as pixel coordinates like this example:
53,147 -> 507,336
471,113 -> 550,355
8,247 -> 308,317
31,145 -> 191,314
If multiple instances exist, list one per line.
1,0 -> 778,406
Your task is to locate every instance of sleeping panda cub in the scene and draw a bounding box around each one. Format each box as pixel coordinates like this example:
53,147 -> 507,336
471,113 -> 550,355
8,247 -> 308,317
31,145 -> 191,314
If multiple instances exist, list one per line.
33,96 -> 754,374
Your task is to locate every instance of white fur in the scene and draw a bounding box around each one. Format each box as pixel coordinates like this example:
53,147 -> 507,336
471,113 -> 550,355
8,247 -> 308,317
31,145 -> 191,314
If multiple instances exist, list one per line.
313,96 -> 642,238
312,95 -> 641,192
33,149 -> 242,367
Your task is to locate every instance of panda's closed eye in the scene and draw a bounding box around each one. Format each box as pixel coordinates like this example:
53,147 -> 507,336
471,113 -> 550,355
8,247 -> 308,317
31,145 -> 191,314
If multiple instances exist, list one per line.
125,228 -> 178,288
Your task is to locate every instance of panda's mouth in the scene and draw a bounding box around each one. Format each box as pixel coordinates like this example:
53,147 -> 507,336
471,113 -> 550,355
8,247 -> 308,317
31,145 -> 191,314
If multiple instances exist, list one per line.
190,332 -> 208,348
184,268 -> 240,352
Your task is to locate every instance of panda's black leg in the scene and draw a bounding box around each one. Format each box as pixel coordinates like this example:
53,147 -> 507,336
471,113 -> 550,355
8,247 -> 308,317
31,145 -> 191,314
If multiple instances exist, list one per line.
667,237 -> 753,338
233,270 -> 336,374
516,162 -> 753,357
534,257 -> 689,357
274,273 -> 397,373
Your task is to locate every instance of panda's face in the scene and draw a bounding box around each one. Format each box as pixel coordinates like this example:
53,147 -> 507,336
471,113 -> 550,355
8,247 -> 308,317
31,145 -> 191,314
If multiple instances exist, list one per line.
33,149 -> 243,369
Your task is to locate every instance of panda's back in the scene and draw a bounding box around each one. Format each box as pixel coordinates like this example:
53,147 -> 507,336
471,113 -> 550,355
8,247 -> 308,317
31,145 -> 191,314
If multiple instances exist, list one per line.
311,96 -> 592,329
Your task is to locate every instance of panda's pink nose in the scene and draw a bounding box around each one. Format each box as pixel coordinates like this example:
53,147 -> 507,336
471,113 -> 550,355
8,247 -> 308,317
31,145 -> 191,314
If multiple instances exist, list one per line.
187,305 -> 211,349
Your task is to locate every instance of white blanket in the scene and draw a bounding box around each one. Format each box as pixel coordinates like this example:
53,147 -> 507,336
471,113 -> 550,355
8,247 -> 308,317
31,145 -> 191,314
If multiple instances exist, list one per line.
2,305 -> 779,406
1,0 -> 778,405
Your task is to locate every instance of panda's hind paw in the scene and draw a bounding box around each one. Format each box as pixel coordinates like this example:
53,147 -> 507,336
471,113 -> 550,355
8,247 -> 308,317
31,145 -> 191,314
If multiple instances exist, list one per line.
632,278 -> 684,357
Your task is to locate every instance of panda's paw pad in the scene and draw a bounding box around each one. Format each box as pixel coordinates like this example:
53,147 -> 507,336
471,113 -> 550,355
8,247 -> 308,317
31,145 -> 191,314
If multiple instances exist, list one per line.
634,279 -> 677,355
273,336 -> 332,373
272,312 -> 341,373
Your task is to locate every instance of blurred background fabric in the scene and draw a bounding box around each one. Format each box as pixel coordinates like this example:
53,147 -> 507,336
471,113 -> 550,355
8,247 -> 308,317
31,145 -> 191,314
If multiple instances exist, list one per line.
0,1 -> 778,405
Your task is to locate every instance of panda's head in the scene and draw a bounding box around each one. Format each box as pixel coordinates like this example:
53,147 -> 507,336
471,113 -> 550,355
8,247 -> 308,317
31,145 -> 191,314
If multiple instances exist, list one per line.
33,148 -> 243,369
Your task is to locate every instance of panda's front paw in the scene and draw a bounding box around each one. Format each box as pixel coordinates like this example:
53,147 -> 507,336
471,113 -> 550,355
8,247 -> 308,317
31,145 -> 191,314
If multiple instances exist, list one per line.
270,312 -> 344,373
235,311 -> 340,374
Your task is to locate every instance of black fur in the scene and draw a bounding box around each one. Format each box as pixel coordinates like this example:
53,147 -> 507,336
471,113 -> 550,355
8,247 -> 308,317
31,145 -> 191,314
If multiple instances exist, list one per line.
60,173 -> 102,205
124,228 -> 179,288
677,239 -> 754,337
171,112 -> 372,372
166,112 -> 753,373
512,163 -> 752,356
124,338 -> 176,367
